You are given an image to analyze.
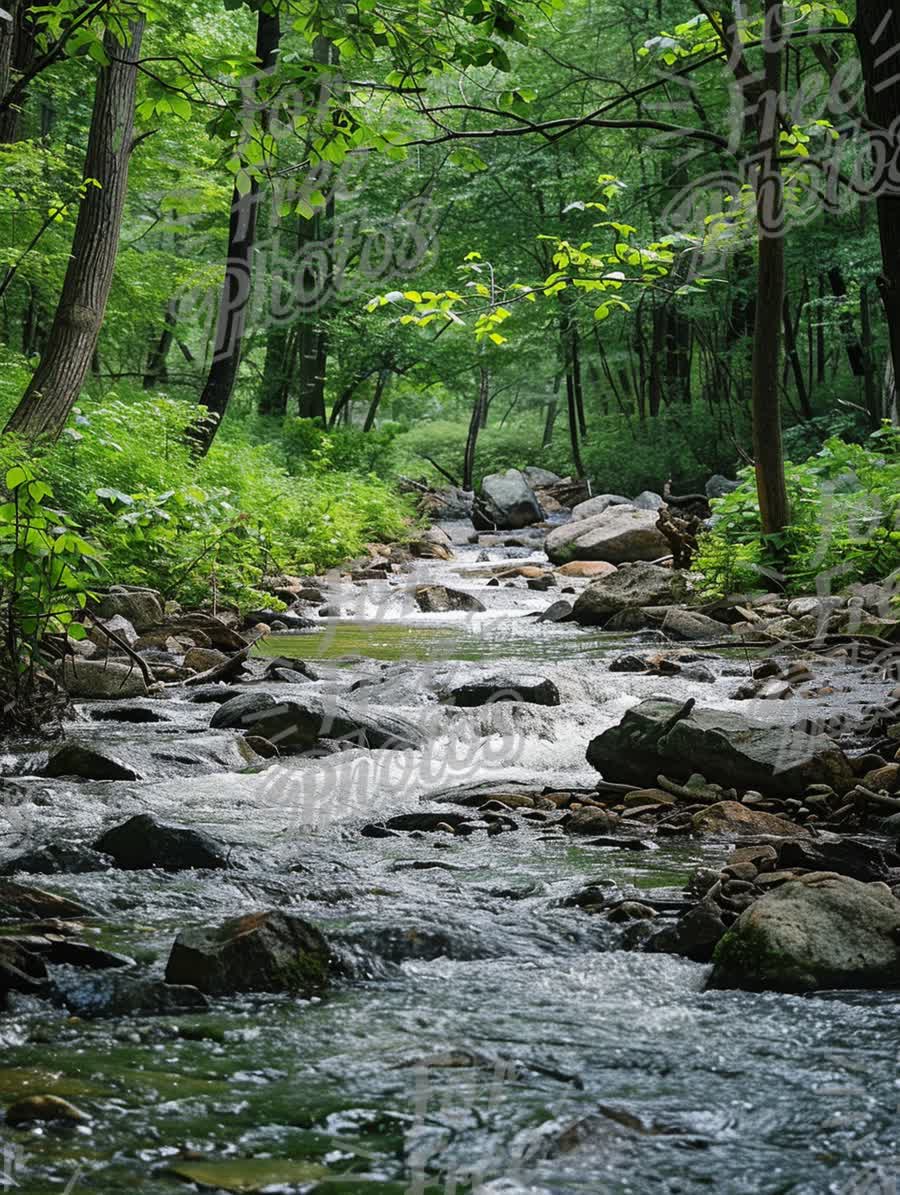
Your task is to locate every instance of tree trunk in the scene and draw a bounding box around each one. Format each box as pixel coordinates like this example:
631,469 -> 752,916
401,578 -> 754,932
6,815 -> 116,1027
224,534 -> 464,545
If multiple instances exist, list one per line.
363,369 -> 389,432
750,0 -> 790,535
144,298 -> 180,389
463,367 -> 489,491
4,21 -> 144,441
258,324 -> 294,415
0,0 -> 35,145
782,293 -> 813,418
856,0 -> 900,397
191,9 -> 280,454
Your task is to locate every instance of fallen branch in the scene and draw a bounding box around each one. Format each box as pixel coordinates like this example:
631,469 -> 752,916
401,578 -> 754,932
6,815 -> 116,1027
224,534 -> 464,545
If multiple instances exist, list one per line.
85,618 -> 154,689
181,644 -> 253,687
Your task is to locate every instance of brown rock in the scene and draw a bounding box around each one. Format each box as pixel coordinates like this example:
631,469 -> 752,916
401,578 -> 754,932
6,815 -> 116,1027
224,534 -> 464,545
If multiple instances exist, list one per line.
556,561 -> 619,579
691,801 -> 809,838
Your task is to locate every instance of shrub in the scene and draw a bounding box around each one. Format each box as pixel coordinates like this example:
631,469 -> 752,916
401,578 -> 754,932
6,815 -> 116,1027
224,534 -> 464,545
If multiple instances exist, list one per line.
695,430 -> 900,596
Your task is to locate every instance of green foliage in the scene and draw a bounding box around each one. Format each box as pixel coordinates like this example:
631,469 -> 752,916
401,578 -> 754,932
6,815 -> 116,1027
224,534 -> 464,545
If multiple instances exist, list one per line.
0,365 -> 413,609
696,431 -> 900,596
281,417 -> 403,475
0,461 -> 101,733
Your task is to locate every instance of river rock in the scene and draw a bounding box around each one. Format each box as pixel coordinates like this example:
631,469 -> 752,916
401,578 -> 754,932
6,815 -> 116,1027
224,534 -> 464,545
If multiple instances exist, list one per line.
647,904 -> 729,962
565,808 -> 620,834
709,872 -> 900,991
55,969 -> 209,1017
633,490 -> 664,511
537,600 -> 573,623
0,843 -> 114,875
95,814 -> 230,871
441,671 -> 560,707
89,586 -> 164,632
88,612 -> 138,646
0,938 -> 47,998
165,910 -> 331,996
0,881 -> 93,920
414,585 -> 485,614
661,608 -> 726,641
183,646 -> 228,673
556,561 -> 618,578
473,469 -> 543,530
43,733 -> 260,782
523,466 -> 562,487
5,1095 -> 89,1125
705,474 -> 740,499
570,562 -> 693,625
586,699 -> 854,796
570,494 -> 631,520
60,658 -> 148,699
546,508 -> 668,566
691,801 -> 808,838
42,742 -> 142,782
210,691 -> 424,751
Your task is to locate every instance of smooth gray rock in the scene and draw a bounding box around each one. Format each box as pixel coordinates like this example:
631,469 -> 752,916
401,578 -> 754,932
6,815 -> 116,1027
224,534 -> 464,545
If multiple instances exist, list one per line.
709,871 -> 900,991
633,490 -> 665,511
523,466 -> 563,488
570,494 -> 632,521
473,469 -> 543,530
705,474 -> 740,499
545,508 -> 668,565
441,671 -> 560,707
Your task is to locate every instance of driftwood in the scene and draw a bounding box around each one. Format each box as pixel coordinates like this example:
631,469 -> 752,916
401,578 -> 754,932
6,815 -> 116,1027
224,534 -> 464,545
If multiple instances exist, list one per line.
656,504 -> 701,570
86,618 -> 154,688
181,643 -> 253,687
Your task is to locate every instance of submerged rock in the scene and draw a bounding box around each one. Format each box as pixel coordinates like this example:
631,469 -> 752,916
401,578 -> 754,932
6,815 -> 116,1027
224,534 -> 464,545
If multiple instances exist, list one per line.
165,910 -> 331,996
210,691 -> 424,751
709,871 -> 900,991
95,814 -> 230,871
586,699 -> 854,797
473,469 -> 543,530
570,563 -> 693,625
43,733 -> 261,782
55,969 -> 209,1017
545,508 -> 668,565
6,1095 -> 89,1125
441,670 -> 560,707
0,843 -> 114,876
42,743 -> 142,782
0,881 -> 94,921
414,584 -> 486,614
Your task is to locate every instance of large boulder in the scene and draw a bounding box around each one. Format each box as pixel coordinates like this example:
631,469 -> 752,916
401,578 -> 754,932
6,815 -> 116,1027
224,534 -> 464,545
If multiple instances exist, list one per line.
586,699 -> 854,797
89,586 -> 164,632
95,814 -> 230,871
60,659 -> 148,700
165,910 -> 331,996
709,872 -> 900,991
414,585 -> 485,614
570,494 -> 631,521
545,508 -> 668,565
210,691 -> 424,751
570,562 -> 693,626
473,469 -> 543,530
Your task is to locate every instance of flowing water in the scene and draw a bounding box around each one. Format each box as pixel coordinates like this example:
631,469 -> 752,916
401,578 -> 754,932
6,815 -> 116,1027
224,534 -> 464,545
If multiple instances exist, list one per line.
0,532 -> 897,1194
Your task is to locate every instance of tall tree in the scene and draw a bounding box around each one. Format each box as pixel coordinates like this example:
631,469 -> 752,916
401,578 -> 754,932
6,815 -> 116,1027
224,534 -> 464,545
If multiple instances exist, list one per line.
192,5 -> 280,455
4,19 -> 144,441
856,0 -> 900,402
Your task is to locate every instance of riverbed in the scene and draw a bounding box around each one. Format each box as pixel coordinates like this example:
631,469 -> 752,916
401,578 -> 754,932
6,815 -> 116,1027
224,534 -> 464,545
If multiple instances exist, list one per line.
0,531 -> 897,1194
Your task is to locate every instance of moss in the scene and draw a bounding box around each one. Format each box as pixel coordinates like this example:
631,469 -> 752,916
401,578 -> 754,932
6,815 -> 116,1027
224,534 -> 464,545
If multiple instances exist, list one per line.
711,922 -> 814,991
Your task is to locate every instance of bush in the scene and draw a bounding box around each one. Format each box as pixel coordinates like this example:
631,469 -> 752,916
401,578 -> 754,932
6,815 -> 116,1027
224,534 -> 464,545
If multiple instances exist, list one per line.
695,430 -> 900,596
0,363 -> 414,610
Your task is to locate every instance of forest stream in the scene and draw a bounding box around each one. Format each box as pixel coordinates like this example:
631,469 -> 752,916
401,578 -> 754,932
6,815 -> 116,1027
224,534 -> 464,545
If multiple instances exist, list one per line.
0,524 -> 898,1195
